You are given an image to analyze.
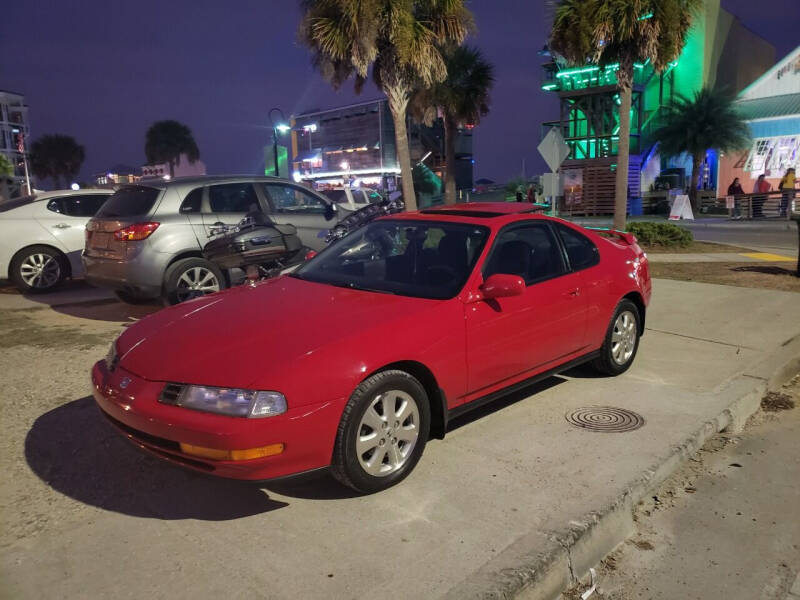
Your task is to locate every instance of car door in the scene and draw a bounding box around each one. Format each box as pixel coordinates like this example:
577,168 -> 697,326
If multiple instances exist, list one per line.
178,186 -> 212,247
204,182 -> 262,234
260,183 -> 335,250
38,194 -> 111,274
464,222 -> 589,396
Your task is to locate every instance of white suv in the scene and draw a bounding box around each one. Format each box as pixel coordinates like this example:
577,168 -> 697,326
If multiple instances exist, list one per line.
0,189 -> 112,292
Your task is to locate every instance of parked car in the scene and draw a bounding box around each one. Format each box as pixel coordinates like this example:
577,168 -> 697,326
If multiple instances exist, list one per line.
82,176 -> 341,305
0,189 -> 112,293
92,202 -> 651,493
322,186 -> 383,211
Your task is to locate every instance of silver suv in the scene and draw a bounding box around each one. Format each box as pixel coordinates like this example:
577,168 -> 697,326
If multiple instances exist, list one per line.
83,176 -> 340,304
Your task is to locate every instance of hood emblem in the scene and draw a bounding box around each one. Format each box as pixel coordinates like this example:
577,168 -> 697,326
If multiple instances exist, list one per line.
119,377 -> 131,389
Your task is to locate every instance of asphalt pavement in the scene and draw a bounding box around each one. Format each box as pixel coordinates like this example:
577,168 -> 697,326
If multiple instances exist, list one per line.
1,278 -> 799,599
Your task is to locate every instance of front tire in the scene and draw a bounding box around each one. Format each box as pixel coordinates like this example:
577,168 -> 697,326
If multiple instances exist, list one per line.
591,299 -> 641,376
331,370 -> 430,493
162,258 -> 226,305
9,245 -> 68,294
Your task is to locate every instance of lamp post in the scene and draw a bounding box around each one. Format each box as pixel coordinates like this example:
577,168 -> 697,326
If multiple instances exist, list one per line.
269,108 -> 290,178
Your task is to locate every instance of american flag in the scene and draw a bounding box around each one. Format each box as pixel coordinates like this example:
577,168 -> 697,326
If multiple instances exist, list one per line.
16,133 -> 24,154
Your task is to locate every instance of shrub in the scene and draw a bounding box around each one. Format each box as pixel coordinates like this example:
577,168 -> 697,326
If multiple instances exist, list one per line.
626,222 -> 693,248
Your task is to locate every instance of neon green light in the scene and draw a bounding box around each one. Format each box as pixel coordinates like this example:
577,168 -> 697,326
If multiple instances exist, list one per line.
541,84 -> 558,90
556,62 -> 646,78
638,12 -> 654,20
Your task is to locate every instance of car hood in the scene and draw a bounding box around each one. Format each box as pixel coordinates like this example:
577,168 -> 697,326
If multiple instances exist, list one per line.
117,275 -> 438,387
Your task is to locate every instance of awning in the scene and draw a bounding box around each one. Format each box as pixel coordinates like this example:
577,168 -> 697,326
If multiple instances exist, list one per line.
736,93 -> 800,121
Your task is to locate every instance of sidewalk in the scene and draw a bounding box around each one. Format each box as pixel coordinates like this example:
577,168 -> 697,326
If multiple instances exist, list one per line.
647,251 -> 796,263
2,279 -> 800,600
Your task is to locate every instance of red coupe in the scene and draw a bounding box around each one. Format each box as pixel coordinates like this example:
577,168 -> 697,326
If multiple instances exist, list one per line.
92,203 -> 651,493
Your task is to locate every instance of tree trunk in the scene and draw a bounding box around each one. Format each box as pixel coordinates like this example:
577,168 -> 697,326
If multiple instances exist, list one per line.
613,75 -> 633,231
385,85 -> 417,211
443,114 -> 457,205
169,160 -> 175,178
689,154 -> 702,214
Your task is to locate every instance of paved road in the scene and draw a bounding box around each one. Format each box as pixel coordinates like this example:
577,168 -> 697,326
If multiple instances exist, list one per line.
584,378 -> 800,600
1,279 -> 799,599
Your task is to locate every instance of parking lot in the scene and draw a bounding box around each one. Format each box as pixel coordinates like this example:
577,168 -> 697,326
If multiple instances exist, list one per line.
1,278 -> 799,599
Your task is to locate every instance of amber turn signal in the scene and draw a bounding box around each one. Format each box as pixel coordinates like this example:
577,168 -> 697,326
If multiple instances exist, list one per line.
180,443 -> 284,461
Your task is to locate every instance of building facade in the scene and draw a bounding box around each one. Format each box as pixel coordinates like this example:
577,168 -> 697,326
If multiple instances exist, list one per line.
289,98 -> 473,199
718,46 -> 800,194
0,90 -> 30,194
540,0 -> 774,214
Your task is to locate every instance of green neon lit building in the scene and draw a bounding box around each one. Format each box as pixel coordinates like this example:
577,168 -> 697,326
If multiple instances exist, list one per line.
541,0 -> 774,215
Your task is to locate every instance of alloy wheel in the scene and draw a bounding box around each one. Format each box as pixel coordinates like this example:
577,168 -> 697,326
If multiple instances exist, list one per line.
175,266 -> 220,302
356,390 -> 420,477
19,253 -> 61,289
611,310 -> 637,365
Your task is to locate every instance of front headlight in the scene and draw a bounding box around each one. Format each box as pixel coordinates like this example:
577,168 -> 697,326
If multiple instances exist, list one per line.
161,385 -> 287,419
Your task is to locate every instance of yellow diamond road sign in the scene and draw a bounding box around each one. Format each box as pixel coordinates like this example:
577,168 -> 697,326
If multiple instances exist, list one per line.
538,127 -> 570,173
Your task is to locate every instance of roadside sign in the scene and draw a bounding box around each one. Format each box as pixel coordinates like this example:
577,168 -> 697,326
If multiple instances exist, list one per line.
538,128 -> 570,173
668,195 -> 694,220
725,195 -> 735,209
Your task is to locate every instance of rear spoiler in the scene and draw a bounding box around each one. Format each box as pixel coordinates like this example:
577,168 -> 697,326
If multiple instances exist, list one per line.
584,227 -> 638,246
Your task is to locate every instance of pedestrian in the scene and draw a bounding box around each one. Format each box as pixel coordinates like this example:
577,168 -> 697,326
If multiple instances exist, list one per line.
526,184 -> 535,203
752,174 -> 770,218
778,168 -> 796,218
515,188 -> 523,202
727,177 -> 744,218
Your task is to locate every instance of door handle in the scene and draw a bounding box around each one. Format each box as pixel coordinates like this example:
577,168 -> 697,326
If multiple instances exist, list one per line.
52,223 -> 70,229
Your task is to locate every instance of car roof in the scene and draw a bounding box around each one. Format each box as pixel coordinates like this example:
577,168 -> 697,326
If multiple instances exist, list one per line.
382,203 -> 550,227
34,189 -> 112,199
129,175 -> 295,190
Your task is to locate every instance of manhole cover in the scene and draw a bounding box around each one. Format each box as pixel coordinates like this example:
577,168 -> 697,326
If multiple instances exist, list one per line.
565,406 -> 645,433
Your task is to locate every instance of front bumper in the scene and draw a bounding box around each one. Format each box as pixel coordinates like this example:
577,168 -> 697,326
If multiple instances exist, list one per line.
91,361 -> 339,480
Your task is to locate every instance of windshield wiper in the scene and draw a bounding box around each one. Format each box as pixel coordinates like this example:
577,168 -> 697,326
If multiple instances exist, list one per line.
328,281 -> 396,295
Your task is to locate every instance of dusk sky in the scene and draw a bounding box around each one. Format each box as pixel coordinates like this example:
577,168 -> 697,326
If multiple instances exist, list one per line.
1,1 -> 797,185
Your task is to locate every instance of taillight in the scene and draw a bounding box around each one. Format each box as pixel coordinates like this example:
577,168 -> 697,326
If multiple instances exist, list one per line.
113,222 -> 160,242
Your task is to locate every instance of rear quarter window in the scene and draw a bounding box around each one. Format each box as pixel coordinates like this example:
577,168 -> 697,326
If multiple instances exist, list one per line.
556,223 -> 600,271
96,186 -> 160,218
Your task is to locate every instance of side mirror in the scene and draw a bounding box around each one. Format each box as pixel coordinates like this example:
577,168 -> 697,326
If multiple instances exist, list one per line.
324,203 -> 336,221
304,250 -> 318,261
479,274 -> 525,300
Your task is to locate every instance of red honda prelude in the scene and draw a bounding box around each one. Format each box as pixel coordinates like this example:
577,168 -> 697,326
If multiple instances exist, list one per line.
92,203 -> 651,493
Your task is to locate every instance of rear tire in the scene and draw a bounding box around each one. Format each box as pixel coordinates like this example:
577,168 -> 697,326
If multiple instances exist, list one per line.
9,245 -> 68,294
591,299 -> 641,376
162,258 -> 226,305
331,370 -> 430,494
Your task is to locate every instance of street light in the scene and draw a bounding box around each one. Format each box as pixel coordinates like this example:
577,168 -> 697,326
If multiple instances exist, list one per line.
269,107 -> 289,178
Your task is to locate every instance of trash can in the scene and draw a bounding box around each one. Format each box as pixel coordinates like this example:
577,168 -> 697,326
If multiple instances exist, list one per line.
628,196 -> 643,216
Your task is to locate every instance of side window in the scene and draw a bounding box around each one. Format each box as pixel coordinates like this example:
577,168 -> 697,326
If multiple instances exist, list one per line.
58,194 -> 110,217
180,187 -> 203,214
484,224 -> 566,284
264,184 -> 326,214
46,198 -> 64,214
555,224 -> 599,271
209,183 -> 259,213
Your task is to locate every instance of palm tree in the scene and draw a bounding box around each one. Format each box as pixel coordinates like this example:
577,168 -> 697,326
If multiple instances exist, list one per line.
29,134 -> 85,189
144,120 -> 200,178
549,0 -> 701,230
299,0 -> 474,211
411,45 -> 494,205
653,87 -> 750,212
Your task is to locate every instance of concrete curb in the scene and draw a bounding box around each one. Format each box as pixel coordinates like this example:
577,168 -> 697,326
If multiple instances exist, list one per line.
443,335 -> 800,600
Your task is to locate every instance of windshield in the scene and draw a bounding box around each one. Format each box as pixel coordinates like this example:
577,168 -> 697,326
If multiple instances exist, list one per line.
0,194 -> 37,213
96,185 -> 160,218
293,219 -> 489,299
325,190 -> 348,204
